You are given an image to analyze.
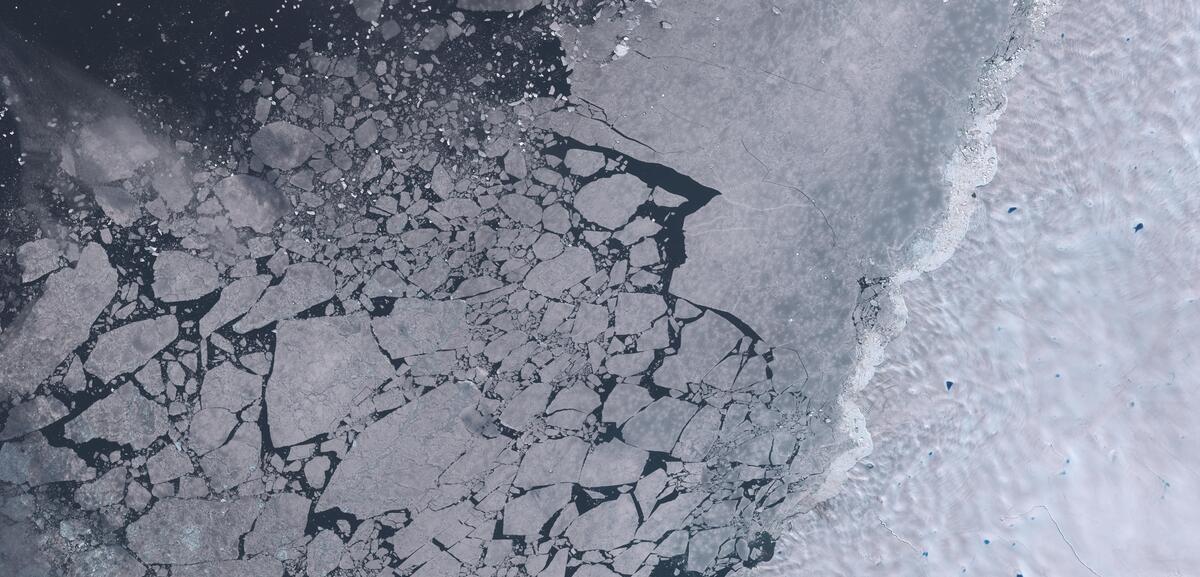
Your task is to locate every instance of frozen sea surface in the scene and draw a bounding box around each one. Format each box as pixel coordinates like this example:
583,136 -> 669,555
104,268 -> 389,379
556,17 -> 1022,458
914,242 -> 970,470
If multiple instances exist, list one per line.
760,0 -> 1200,575
5,1 -> 1009,573
1,0 -> 1195,575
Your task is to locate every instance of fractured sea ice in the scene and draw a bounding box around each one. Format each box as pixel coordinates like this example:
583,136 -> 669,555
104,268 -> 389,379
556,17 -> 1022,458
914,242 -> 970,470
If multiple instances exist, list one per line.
15,238 -> 66,283
243,492 -> 311,556
199,420 -> 262,490
0,394 -> 70,440
71,116 -> 159,184
234,262 -> 335,332
0,243 -> 117,399
125,497 -> 260,564
151,250 -> 221,302
523,246 -> 596,297
0,434 -> 94,487
371,298 -> 470,359
250,121 -> 325,170
63,382 -> 168,449
267,313 -> 393,446
564,494 -> 640,551
73,466 -> 127,510
70,545 -> 147,577
620,396 -> 700,453
172,556 -> 284,577
573,173 -> 651,230
578,440 -> 649,487
213,174 -> 289,234
83,315 -> 179,383
0,0 -> 982,573
319,381 -> 485,517
200,361 -> 263,412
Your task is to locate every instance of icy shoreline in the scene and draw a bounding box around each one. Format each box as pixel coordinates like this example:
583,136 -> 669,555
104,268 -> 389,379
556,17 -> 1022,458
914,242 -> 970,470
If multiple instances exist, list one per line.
808,0 -> 1063,513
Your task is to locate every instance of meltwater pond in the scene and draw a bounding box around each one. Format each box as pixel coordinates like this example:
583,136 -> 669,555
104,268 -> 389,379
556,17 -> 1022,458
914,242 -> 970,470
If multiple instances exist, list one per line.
759,1 -> 1200,575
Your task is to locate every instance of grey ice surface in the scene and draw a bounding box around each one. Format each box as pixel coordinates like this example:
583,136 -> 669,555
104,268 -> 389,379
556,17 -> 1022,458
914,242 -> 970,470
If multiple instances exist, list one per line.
63,382 -> 168,449
213,174 -> 290,234
251,121 -> 325,171
1,243 -> 117,397
83,315 -> 179,384
233,262 -> 335,332
0,1 -> 1085,577
151,251 -> 221,303
372,298 -> 470,359
268,314 -> 393,446
71,116 -> 159,184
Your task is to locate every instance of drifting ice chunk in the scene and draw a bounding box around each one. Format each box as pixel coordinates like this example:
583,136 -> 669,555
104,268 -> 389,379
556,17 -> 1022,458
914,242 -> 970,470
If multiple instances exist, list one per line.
234,263 -> 335,332
500,194 -> 543,227
579,440 -> 649,487
64,382 -> 168,449
213,175 -> 289,234
504,150 -> 528,179
152,251 -> 220,302
353,0 -> 383,21
419,24 -> 449,51
563,149 -> 605,177
73,116 -> 159,183
574,174 -> 651,230
125,497 -> 259,564
250,121 -> 324,170
354,118 -> 379,148
621,397 -> 699,452
570,303 -> 609,343
84,315 -> 179,383
0,243 -> 117,399
267,314 -> 393,446
0,434 -> 94,486
371,298 -> 470,359
319,382 -> 482,517
514,436 -> 588,488
564,494 -> 639,551
524,246 -> 595,296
